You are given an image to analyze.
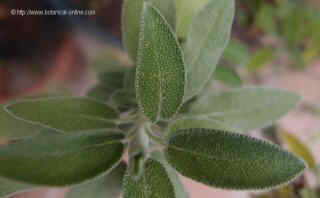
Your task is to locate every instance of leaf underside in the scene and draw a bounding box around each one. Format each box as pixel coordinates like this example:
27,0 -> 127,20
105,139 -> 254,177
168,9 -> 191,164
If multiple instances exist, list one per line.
190,88 -> 301,132
184,0 -> 235,101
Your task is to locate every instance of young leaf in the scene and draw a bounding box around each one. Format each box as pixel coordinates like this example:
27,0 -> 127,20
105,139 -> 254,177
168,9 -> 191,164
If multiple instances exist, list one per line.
122,0 -> 144,61
123,157 -> 187,198
165,128 -> 306,190
190,88 -> 301,132
5,97 -> 118,133
0,129 -> 124,186
183,0 -> 235,101
122,0 -> 176,61
0,177 -> 34,198
176,0 -> 209,39
66,162 -> 127,198
136,3 -> 185,122
280,131 -> 316,169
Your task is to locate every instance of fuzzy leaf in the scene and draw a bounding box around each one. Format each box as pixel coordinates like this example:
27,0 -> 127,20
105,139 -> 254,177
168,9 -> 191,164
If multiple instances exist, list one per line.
136,3 -> 185,122
176,0 -> 209,39
149,0 -> 176,29
5,97 -> 118,132
152,152 -> 189,198
165,128 -> 306,190
0,129 -> 124,186
122,0 -> 176,62
123,157 -> 186,198
66,162 -> 127,198
122,0 -> 144,61
169,118 -> 238,134
280,131 -> 316,169
184,0 -> 235,100
190,88 -> 300,132
0,177 -> 34,198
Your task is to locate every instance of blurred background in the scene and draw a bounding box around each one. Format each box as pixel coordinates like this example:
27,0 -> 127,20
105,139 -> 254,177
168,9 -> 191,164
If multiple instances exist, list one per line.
1,0 -> 320,197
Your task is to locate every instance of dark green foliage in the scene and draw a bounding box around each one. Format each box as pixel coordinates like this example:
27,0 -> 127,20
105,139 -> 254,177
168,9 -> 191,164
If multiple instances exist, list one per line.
66,162 -> 127,198
135,3 -> 185,122
123,157 -> 187,198
0,129 -> 124,186
165,128 -> 306,190
5,97 -> 118,132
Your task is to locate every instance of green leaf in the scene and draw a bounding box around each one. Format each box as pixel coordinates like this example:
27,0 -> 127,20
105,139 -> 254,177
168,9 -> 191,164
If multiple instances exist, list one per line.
223,39 -> 250,67
169,118 -> 239,134
123,156 -> 187,198
176,0 -> 210,39
152,152 -> 189,198
214,66 -> 242,87
5,97 -> 119,133
122,0 -> 144,62
165,128 -> 306,190
90,47 -> 132,73
66,162 -> 127,198
280,131 -> 316,169
88,71 -> 126,102
149,0 -> 176,29
0,105 -> 39,140
183,0 -> 235,101
0,177 -> 34,198
0,129 -> 124,186
110,90 -> 137,112
136,3 -> 185,122
122,0 -> 176,62
190,88 -> 300,132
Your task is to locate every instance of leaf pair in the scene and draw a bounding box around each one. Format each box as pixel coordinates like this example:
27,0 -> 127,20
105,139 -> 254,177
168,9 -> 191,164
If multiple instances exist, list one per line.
0,98 -> 126,197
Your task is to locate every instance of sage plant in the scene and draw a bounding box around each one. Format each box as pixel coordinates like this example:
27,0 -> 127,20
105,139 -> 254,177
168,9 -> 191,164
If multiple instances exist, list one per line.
0,0 -> 306,197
